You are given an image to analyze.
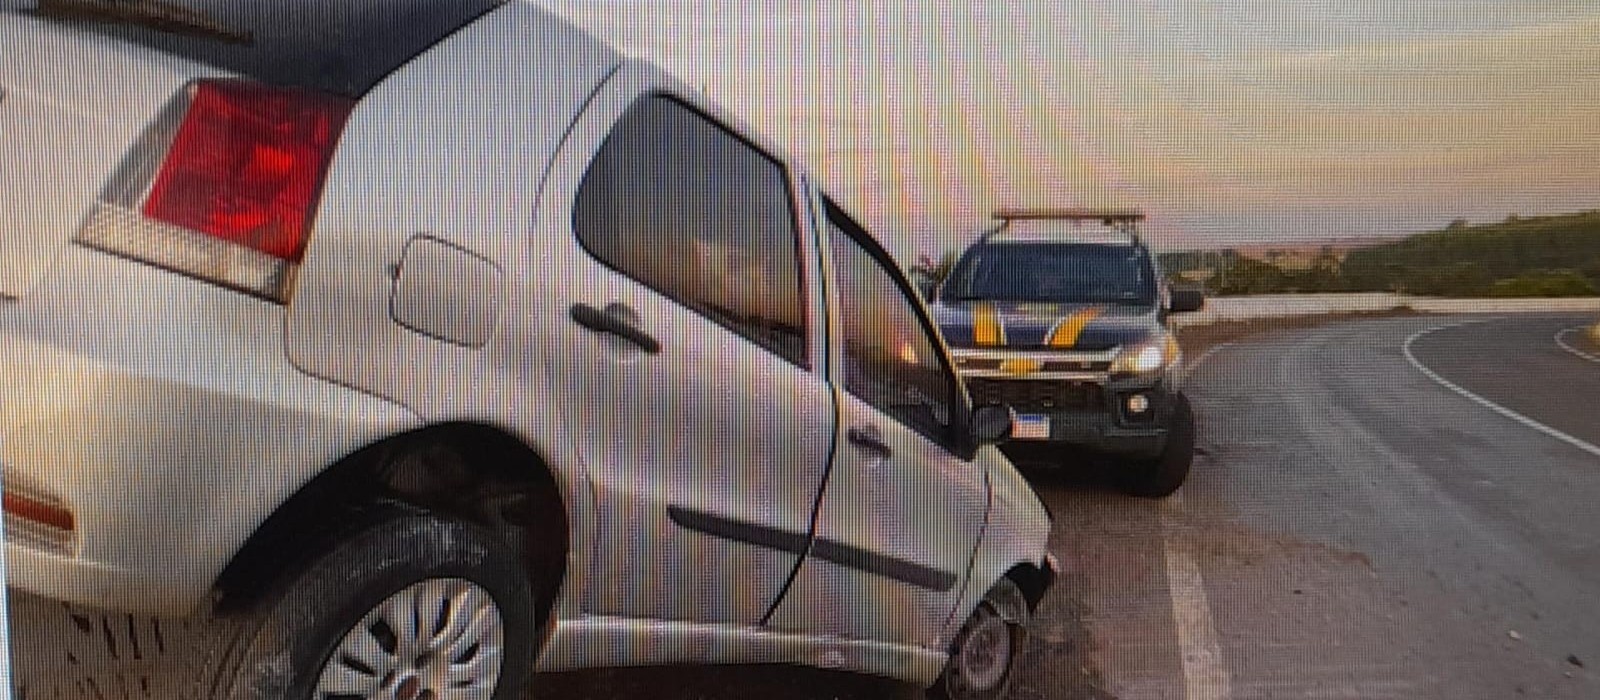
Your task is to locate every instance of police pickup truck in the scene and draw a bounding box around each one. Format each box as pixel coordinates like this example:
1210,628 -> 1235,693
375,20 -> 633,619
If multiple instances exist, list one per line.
930,210 -> 1204,497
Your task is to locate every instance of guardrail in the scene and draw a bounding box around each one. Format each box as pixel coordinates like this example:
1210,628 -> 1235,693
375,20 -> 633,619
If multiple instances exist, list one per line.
1174,293 -> 1600,327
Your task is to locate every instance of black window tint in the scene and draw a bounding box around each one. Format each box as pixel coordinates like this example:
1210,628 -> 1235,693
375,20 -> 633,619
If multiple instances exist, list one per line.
573,96 -> 809,368
827,202 -> 954,443
946,243 -> 1156,305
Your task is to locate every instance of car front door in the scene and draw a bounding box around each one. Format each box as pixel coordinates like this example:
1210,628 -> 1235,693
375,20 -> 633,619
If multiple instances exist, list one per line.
534,66 -> 834,627
767,198 -> 989,649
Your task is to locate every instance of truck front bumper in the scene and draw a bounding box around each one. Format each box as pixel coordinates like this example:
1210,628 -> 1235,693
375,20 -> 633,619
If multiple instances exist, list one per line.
967,371 -> 1181,462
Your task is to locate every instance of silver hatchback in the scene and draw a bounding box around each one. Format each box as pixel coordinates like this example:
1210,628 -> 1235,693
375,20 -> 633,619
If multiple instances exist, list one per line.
1,2 -> 1055,698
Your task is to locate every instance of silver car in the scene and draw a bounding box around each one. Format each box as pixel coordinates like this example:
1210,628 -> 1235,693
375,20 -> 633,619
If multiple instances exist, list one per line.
1,2 -> 1055,698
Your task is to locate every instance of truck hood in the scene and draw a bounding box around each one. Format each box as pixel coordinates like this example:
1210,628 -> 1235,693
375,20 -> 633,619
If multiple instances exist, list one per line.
932,299 -> 1161,351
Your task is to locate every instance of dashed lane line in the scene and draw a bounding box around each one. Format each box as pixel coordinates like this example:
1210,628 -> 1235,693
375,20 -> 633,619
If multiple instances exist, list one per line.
1555,327 -> 1600,365
1405,321 -> 1600,461
1160,492 -> 1232,700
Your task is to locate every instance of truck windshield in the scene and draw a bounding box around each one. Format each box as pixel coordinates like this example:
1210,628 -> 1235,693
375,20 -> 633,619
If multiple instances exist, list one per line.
6,0 -> 503,96
943,242 -> 1158,306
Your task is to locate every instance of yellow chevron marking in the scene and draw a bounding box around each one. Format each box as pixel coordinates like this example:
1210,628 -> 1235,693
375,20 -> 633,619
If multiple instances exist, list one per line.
974,302 -> 1006,346
1047,307 -> 1106,348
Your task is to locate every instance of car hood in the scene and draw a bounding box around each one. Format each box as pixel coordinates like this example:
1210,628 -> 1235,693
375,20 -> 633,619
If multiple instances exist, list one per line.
932,299 -> 1161,351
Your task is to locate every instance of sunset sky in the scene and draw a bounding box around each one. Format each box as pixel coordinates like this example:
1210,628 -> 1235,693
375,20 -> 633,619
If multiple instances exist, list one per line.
544,1 -> 1600,258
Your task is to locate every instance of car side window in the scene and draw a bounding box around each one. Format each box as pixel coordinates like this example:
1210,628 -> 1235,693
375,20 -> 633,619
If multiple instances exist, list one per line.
573,95 -> 809,368
826,200 -> 956,445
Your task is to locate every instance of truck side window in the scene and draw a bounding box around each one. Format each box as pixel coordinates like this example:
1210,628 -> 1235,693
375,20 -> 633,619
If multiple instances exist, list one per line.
573,95 -> 809,368
826,200 -> 955,445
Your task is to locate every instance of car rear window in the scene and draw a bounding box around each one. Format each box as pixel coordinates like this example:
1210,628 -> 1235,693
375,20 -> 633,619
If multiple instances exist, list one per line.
6,0 -> 503,95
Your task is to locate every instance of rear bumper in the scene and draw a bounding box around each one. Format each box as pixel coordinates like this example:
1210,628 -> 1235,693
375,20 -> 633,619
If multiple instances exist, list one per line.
1,247 -> 417,614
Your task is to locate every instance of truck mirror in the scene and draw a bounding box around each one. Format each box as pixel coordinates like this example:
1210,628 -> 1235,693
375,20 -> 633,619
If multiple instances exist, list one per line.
1169,287 -> 1205,313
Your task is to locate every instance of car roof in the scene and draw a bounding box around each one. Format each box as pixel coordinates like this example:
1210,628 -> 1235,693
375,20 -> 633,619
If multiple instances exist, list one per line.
10,0 -> 507,95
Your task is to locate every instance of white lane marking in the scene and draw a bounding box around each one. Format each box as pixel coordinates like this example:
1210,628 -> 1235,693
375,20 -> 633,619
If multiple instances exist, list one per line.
1185,341 -> 1235,373
1555,327 -> 1600,365
1404,321 -> 1600,460
1166,342 -> 1234,699
1160,492 -> 1232,700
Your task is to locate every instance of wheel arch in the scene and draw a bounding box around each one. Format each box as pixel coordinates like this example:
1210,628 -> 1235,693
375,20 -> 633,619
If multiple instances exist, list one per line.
212,421 -> 570,627
1003,561 -> 1053,615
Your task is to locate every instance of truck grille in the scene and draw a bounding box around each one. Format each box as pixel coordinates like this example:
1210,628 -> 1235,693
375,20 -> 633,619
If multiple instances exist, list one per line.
965,378 -> 1103,411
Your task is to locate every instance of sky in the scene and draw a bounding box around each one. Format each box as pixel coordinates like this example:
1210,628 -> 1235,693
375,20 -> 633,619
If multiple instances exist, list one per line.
541,1 -> 1600,258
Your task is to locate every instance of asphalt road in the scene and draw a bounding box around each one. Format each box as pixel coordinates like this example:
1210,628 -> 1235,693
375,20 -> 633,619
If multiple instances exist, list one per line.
1026,313 -> 1600,699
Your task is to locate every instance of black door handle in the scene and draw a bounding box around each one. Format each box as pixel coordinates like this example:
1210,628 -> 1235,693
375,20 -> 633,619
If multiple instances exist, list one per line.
847,425 -> 892,459
570,303 -> 661,354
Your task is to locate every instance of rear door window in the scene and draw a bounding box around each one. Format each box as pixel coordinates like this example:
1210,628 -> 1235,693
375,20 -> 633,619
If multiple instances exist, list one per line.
572,95 -> 810,369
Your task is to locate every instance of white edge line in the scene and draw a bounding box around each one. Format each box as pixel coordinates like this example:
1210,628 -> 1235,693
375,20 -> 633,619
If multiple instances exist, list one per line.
1159,341 -> 1236,700
1555,327 -> 1600,365
1160,492 -> 1231,700
1185,341 -> 1235,373
1404,321 -> 1600,460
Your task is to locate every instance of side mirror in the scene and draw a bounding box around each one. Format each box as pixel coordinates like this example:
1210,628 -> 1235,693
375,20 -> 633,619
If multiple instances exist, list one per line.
1169,287 -> 1205,313
970,404 -> 1014,446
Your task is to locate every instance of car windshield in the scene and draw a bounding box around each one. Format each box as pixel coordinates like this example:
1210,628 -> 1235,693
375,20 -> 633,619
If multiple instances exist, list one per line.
5,0 -> 503,95
943,242 -> 1157,305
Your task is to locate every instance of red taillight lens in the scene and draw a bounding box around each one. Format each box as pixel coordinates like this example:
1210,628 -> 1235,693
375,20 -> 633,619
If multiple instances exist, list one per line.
4,490 -> 75,533
142,80 -> 355,262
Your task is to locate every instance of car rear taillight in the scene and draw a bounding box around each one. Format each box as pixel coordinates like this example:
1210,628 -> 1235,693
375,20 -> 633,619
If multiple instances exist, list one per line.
3,484 -> 77,555
144,80 -> 352,262
76,79 -> 354,301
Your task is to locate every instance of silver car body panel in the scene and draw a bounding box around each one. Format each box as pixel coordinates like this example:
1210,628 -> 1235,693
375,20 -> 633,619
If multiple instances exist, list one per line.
528,59 -> 836,625
942,445 -> 1054,646
0,245 -> 418,613
0,13 -> 220,298
537,614 -> 947,685
284,4 -> 622,624
764,392 -> 987,651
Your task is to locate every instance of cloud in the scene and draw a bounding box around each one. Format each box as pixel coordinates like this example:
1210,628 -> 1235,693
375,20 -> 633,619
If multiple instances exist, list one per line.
542,1 -> 1600,251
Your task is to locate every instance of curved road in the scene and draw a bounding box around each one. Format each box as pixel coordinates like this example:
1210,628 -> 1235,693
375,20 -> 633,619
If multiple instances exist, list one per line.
1036,314 -> 1600,699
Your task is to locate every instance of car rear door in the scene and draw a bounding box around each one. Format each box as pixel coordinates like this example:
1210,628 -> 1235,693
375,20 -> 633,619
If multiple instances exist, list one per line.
532,63 -> 835,627
766,197 -> 989,650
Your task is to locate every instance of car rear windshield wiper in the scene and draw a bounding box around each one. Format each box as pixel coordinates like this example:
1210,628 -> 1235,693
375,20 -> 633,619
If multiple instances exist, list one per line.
33,0 -> 252,45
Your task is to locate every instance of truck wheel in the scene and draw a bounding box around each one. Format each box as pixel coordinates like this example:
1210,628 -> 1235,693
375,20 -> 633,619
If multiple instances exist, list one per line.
1126,393 -> 1195,498
213,508 -> 536,700
927,578 -> 1030,700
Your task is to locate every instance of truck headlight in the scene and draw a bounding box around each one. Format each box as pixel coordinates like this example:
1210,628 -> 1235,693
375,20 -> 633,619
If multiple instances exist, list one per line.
1110,333 -> 1181,375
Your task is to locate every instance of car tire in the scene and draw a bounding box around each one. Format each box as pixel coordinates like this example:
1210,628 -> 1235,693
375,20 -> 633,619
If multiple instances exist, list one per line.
1126,392 -> 1195,498
927,578 -> 1030,700
210,505 -> 537,700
